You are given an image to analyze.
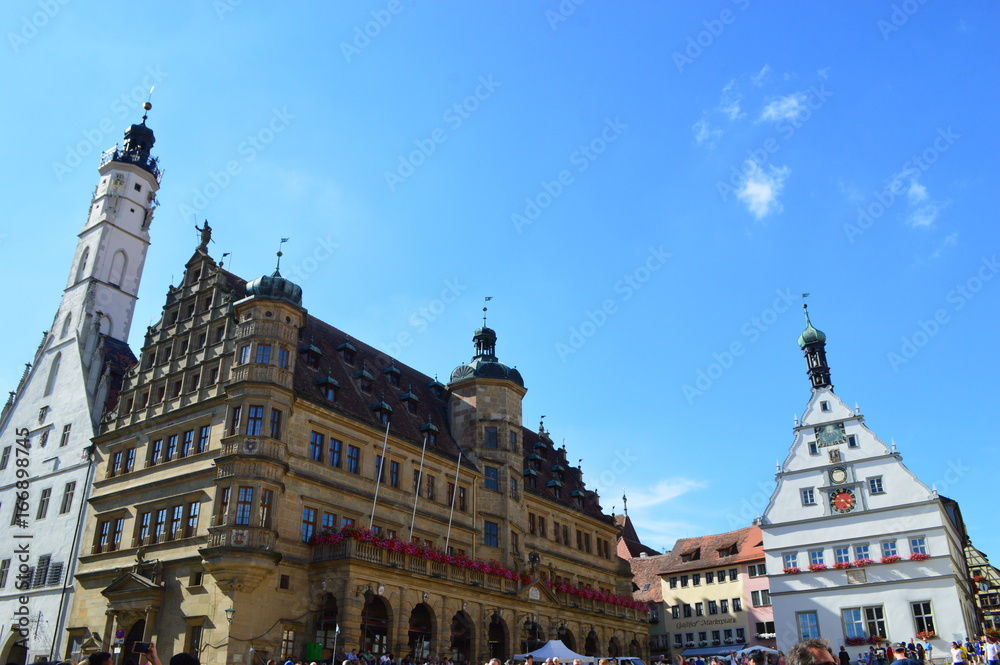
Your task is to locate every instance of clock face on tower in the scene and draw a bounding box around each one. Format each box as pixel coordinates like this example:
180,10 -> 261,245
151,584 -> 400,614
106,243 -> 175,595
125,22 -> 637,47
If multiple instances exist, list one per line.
831,489 -> 857,514
830,467 -> 848,484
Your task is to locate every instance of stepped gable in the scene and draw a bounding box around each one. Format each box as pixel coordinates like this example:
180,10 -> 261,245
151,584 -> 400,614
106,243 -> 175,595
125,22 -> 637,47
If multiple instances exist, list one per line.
519,424 -> 609,521
292,314 -> 466,466
101,336 -> 138,415
660,525 -> 763,572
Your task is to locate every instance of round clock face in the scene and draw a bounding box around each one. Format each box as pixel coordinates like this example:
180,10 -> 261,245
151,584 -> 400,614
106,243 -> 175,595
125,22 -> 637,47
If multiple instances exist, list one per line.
831,489 -> 856,513
831,467 -> 848,484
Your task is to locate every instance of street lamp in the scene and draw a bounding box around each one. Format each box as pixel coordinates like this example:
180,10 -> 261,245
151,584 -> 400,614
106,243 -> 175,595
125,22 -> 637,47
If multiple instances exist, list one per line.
225,607 -> 235,624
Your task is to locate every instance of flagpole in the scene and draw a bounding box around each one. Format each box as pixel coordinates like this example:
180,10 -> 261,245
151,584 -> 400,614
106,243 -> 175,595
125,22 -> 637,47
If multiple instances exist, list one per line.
369,419 -> 391,530
408,434 -> 429,541
444,449 -> 463,551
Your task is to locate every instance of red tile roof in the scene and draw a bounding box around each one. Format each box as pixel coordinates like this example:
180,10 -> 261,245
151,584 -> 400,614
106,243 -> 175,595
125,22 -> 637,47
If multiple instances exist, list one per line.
655,525 -> 764,574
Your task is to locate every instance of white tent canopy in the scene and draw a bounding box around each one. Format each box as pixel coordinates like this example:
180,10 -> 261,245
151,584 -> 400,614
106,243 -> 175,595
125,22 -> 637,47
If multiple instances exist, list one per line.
514,639 -> 594,663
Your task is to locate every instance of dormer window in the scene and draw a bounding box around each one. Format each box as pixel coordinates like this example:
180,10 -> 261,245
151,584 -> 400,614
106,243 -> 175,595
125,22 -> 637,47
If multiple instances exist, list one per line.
420,421 -> 438,445
571,489 -> 586,508
401,389 -> 419,414
717,544 -> 738,557
427,377 -> 445,399
551,464 -> 565,481
299,341 -> 322,369
316,375 -> 338,402
681,548 -> 701,562
372,400 -> 393,426
337,342 -> 357,365
384,365 -> 401,387
354,365 -> 374,394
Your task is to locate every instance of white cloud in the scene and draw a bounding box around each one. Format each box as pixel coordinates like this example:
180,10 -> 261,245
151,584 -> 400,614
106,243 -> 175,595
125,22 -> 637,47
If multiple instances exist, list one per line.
737,159 -> 790,219
931,232 -> 959,259
759,92 -> 808,122
907,178 -> 929,204
626,478 -> 705,510
751,65 -> 771,87
908,200 -> 949,228
817,67 -> 830,79
719,80 -> 744,121
693,118 -> 722,147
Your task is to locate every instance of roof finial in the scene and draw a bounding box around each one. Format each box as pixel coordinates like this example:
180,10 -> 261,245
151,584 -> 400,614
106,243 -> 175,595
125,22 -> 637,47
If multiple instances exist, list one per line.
483,296 -> 493,326
275,237 -> 289,273
141,87 -> 154,123
622,489 -> 628,516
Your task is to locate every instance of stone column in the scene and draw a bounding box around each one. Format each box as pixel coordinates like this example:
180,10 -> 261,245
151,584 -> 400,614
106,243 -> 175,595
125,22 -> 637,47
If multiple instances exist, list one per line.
142,606 -> 158,642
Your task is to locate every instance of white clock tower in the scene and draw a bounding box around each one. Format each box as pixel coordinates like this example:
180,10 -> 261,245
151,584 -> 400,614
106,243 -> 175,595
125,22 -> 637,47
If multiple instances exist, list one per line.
761,306 -> 978,653
0,104 -> 162,664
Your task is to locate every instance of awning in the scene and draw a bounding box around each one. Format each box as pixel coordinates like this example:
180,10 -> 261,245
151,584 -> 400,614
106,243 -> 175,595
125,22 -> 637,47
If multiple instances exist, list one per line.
680,645 -> 747,657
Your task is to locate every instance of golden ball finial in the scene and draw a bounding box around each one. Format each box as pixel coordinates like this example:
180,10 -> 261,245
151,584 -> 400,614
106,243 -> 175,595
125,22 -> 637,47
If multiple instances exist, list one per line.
143,101 -> 152,111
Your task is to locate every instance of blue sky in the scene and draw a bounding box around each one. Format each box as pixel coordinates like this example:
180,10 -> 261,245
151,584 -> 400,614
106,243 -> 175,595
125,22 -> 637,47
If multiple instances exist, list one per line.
2,2 -> 998,558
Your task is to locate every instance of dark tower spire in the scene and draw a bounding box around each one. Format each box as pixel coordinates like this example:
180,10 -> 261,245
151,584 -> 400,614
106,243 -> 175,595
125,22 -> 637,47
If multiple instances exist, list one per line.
797,304 -> 832,390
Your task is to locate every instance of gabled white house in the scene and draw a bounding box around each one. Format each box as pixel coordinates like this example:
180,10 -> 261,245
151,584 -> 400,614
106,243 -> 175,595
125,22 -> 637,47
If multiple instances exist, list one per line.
0,108 -> 161,664
761,306 -> 977,653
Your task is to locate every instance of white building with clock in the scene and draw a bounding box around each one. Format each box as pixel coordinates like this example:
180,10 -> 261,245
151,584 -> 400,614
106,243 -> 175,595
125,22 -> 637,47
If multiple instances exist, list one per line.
760,307 -> 978,652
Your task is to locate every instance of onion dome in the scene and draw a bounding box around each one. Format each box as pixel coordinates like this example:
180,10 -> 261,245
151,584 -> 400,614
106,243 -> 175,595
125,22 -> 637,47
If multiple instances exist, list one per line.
449,323 -> 524,386
245,269 -> 302,307
797,306 -> 827,348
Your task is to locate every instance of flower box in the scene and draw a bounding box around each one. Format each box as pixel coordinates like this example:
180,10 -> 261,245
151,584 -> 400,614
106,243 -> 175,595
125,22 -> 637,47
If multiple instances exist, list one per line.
808,563 -> 828,572
833,561 -> 854,569
868,636 -> 885,645
910,553 -> 930,561
880,555 -> 900,564
853,558 -> 874,567
783,567 -> 801,574
916,631 -> 935,641
699,642 -> 708,647
846,638 -> 867,647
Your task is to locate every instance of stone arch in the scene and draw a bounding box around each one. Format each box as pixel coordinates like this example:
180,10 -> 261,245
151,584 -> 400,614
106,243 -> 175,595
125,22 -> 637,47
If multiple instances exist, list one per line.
361,593 -> 393,656
557,625 -> 576,652
408,602 -> 435,660
61,312 -> 73,338
487,612 -> 509,662
628,638 -> 641,656
0,628 -> 29,665
522,618 -> 544,655
449,610 -> 475,664
585,630 -> 599,656
315,593 -> 340,658
123,618 -> 146,665
608,637 -> 621,657
109,249 -> 128,288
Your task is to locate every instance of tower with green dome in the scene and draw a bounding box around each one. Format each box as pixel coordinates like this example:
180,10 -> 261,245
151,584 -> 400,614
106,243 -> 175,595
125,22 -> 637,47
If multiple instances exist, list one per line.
798,304 -> 831,390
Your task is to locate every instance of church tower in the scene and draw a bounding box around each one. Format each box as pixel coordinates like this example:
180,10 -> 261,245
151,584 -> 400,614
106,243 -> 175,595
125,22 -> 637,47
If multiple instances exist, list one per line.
0,105 -> 162,665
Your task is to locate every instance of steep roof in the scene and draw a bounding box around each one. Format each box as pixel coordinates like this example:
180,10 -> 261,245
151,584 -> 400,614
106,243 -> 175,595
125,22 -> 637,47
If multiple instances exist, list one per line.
629,553 -> 672,602
615,513 -> 660,558
656,525 -> 764,574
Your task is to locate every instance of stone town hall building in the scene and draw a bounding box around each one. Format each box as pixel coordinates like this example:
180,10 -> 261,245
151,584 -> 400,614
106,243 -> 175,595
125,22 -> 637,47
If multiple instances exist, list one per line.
43,120 -> 647,664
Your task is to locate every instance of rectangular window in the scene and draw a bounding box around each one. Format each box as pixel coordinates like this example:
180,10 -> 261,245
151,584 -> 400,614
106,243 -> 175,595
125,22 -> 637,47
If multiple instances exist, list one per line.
693,573 -> 701,586
855,544 -> 871,560
484,426 -> 498,448
910,537 -> 927,555
235,487 -> 253,525
277,347 -> 289,369
137,512 -> 152,543
724,630 -> 733,641
258,491 -> 271,529
537,516 -> 546,538
390,461 -> 400,488
270,409 -> 282,439
309,432 -> 324,462
751,590 -> 771,607
217,487 -> 231,525
347,445 -> 360,473
673,631 -> 683,645
698,632 -> 707,644
59,482 -> 76,514
783,553 -> 799,569
181,430 -> 194,457
718,569 -> 727,582
529,513 -> 537,535
328,438 -> 342,467
729,568 -> 738,580
683,604 -> 692,618
708,600 -> 718,615
868,476 -> 884,494
322,512 -> 337,531
484,520 -> 499,547
246,406 -> 263,436
680,575 -> 689,587
720,599 -> 729,613
706,571 -> 714,584
149,439 -> 162,465
170,505 -> 183,539
711,630 -> 721,643
198,425 -> 210,453
669,576 -> 677,589
36,488 -> 51,519
301,507 -> 317,542
735,628 -> 745,642
808,441 -> 819,455
0,559 -> 10,587
153,509 -> 166,542
484,466 -> 499,491
695,602 -> 704,616
229,406 -> 242,435
60,424 -> 71,447
844,608 -> 866,639
186,501 -> 200,537
810,550 -> 825,566
848,434 -> 859,448
797,611 -> 820,639
255,344 -> 271,364
111,451 -> 123,476
0,446 -> 9,470
864,606 -> 886,639
912,601 -> 934,634
801,488 -> 815,505
733,597 -> 742,611
375,455 -> 385,483
835,546 -> 851,563
671,606 -> 680,619
881,540 -> 897,557
166,435 -> 178,461
239,345 -> 250,364
459,487 -> 468,512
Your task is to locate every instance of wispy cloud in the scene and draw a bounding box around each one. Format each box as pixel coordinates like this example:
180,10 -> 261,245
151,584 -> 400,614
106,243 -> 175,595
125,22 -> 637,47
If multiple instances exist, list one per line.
626,478 -> 706,510
817,67 -> 830,79
931,232 -> 958,259
759,92 -> 808,122
751,65 -> 771,87
908,200 -> 949,228
719,80 -> 744,121
737,160 -> 791,219
907,178 -> 928,204
693,117 -> 723,147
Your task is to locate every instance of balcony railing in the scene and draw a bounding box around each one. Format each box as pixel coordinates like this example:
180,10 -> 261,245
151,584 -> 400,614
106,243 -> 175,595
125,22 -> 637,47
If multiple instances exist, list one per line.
219,435 -> 286,463
205,525 -> 276,550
